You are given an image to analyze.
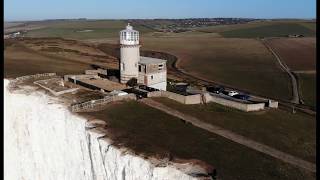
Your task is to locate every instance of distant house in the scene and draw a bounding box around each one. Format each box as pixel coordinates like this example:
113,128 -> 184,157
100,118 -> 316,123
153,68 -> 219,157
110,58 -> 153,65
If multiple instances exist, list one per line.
4,31 -> 23,39
288,34 -> 304,38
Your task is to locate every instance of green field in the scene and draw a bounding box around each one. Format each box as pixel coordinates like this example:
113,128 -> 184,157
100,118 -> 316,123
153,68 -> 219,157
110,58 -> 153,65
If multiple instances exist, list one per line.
221,23 -> 315,38
25,20 -> 154,39
4,41 -> 93,78
298,73 -> 316,108
82,101 -> 315,180
300,22 -> 317,31
153,97 -> 316,163
141,37 -> 292,101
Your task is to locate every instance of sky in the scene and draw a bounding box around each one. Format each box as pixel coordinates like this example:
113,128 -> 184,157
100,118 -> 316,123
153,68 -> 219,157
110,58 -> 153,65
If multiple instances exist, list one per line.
4,0 -> 316,21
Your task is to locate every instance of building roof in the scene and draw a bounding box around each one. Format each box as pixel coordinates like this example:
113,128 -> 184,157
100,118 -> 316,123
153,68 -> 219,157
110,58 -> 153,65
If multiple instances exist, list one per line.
139,56 -> 167,65
79,78 -> 126,92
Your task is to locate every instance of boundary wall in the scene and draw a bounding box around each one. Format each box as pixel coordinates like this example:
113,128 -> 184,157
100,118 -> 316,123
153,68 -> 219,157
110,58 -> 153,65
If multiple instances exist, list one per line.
147,91 -> 202,105
203,93 -> 265,112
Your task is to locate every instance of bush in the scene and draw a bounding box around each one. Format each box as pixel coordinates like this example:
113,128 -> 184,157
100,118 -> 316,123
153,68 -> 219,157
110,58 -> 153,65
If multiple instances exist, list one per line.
126,78 -> 138,87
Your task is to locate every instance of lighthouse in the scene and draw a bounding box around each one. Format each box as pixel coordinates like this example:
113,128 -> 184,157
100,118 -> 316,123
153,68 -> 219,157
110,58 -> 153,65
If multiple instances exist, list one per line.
119,23 -> 140,84
119,24 -> 167,91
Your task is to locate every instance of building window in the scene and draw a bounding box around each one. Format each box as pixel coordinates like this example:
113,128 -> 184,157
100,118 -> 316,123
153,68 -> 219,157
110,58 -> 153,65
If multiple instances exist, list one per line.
151,75 -> 154,80
139,65 -> 141,72
158,64 -> 163,70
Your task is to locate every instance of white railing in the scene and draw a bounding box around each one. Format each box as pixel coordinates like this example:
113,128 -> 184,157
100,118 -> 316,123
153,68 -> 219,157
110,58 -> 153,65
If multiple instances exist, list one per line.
71,94 -> 136,112
8,73 -> 57,89
15,73 -> 56,81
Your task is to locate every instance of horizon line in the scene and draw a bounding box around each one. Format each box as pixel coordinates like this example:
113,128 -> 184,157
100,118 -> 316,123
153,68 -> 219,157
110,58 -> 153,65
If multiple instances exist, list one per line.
5,17 -> 317,22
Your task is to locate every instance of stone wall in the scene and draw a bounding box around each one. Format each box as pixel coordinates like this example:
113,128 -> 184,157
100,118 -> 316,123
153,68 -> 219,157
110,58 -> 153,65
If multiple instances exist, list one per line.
203,93 -> 265,112
147,91 -> 202,105
63,74 -> 99,82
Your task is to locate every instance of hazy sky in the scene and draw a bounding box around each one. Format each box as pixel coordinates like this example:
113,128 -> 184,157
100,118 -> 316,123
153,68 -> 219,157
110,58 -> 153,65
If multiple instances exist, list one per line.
5,0 -> 316,21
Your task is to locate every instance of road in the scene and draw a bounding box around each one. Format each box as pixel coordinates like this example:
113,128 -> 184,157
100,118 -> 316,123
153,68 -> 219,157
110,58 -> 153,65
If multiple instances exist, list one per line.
141,98 -> 316,173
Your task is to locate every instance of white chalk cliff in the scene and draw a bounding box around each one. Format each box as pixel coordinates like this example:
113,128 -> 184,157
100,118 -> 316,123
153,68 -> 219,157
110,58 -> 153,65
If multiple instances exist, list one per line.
4,79 -> 209,180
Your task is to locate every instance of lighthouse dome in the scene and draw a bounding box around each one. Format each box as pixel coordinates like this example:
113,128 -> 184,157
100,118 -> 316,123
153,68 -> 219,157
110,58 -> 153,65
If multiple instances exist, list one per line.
120,23 -> 139,45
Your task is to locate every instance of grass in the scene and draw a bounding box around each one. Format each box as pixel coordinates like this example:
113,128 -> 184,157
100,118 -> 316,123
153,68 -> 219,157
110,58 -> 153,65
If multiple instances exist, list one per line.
25,20 -> 154,40
141,37 -> 292,101
298,73 -> 316,109
4,40 -> 93,78
221,23 -> 315,38
82,101 -> 315,180
300,22 -> 317,31
266,38 -> 316,71
153,97 -> 316,163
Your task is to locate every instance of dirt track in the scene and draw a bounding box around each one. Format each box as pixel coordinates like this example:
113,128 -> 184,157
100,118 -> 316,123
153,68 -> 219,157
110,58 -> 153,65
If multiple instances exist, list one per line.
141,98 -> 316,173
261,39 -> 300,104
264,38 -> 316,71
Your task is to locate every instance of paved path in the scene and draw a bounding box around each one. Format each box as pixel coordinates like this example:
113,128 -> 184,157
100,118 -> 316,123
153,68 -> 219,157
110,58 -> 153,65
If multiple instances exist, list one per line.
261,39 -> 300,104
141,98 -> 316,173
294,70 -> 316,74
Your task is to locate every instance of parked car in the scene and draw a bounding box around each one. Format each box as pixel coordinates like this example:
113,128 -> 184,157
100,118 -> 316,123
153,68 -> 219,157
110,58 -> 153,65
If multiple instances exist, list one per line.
233,94 -> 250,100
228,91 -> 239,97
207,86 -> 225,94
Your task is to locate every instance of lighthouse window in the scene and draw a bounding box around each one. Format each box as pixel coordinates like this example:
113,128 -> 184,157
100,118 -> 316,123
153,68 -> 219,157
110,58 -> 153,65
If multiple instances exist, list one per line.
134,32 -> 137,40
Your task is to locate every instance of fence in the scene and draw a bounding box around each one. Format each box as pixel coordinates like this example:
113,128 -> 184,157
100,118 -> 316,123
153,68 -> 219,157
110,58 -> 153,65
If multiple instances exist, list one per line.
8,73 -> 57,89
15,73 -> 57,81
71,94 -> 136,112
34,79 -> 79,96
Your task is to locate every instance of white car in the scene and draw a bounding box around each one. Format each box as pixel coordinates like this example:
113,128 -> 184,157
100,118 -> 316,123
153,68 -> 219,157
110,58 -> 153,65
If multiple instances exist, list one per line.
228,91 -> 239,97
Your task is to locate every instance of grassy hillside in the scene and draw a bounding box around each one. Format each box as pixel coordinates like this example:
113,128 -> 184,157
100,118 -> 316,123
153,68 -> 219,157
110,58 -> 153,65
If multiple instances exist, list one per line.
25,20 -> 154,39
83,101 -> 315,180
153,97 -> 316,163
298,73 -> 316,109
4,40 -> 93,78
193,21 -> 316,38
221,23 -> 315,38
141,37 -> 292,101
266,38 -> 316,71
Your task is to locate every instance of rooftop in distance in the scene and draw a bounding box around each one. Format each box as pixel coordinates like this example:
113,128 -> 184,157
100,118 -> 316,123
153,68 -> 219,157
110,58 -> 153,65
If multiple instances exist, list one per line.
139,56 -> 167,65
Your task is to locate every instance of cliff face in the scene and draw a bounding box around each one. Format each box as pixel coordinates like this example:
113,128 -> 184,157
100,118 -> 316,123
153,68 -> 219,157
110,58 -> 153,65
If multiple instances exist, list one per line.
4,79 -> 198,180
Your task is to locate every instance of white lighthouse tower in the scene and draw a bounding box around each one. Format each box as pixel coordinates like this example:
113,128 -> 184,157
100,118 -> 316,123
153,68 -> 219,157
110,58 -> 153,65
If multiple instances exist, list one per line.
119,23 -> 140,84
